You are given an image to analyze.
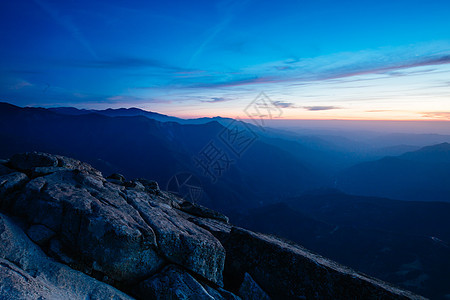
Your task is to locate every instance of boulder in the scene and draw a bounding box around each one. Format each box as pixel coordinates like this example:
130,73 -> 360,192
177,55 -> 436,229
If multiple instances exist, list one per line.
10,169 -> 165,283
0,172 -> 28,192
8,152 -> 102,177
124,180 -> 146,191
135,178 -> 161,195
107,173 -> 126,182
55,154 -> 102,176
31,166 -> 70,177
107,173 -> 126,185
9,152 -> 58,172
2,153 -> 225,287
179,200 -> 229,223
125,188 -> 225,285
0,213 -> 133,300
0,172 -> 28,202
184,215 -> 232,242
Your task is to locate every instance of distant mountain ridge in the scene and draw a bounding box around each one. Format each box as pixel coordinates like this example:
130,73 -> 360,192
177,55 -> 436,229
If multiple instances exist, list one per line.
0,102 -> 320,213
337,143 -> 450,202
47,105 -> 242,127
400,142 -> 450,163
4,102 -> 450,205
48,106 -> 183,123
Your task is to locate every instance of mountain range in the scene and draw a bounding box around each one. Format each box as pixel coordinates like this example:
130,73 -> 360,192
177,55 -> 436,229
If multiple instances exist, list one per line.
1,101 -> 450,298
337,143 -> 450,201
0,102 -> 322,212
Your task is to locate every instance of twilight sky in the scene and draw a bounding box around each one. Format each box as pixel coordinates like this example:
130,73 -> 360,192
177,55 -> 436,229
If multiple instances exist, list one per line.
1,0 -> 450,120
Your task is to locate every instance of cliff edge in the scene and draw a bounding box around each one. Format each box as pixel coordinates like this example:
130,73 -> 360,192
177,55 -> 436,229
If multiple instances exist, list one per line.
0,152 -> 425,299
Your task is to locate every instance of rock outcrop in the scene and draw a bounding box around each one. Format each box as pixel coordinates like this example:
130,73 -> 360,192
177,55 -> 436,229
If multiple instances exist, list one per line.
0,213 -> 133,300
0,152 -> 426,299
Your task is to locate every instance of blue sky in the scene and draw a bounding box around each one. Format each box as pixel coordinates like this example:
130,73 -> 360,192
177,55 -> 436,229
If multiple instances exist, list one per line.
1,0 -> 450,119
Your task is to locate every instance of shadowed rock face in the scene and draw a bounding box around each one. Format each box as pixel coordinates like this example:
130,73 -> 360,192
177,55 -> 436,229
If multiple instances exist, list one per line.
239,273 -> 271,300
135,264 -> 239,300
0,152 -> 426,299
0,213 -> 133,300
220,228 -> 424,300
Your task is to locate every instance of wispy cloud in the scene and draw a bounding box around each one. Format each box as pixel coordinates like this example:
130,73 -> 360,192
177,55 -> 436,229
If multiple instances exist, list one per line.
165,43 -> 450,94
273,101 -> 297,108
9,80 -> 33,90
421,112 -> 450,120
366,109 -> 395,113
244,43 -> 450,85
190,76 -> 277,88
303,106 -> 341,111
201,97 -> 231,103
322,55 -> 450,81
0,76 -> 34,91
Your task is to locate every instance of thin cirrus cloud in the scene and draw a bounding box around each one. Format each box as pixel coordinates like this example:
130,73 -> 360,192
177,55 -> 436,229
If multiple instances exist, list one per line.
320,55 -> 450,82
421,112 -> 450,120
187,76 -> 279,89
272,101 -> 298,109
366,110 -> 396,113
149,44 -> 450,95
8,80 -> 33,90
201,97 -> 231,103
303,106 -> 341,111
244,42 -> 450,81
123,48 -> 450,120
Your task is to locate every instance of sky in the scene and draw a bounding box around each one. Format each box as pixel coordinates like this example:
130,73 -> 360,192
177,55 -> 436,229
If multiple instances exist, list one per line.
1,0 -> 450,120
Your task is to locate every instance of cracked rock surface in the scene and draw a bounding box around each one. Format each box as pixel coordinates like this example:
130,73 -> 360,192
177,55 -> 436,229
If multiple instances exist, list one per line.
0,152 -> 426,299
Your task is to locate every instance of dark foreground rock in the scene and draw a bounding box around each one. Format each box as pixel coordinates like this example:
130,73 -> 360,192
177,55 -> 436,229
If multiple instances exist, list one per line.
0,152 -> 426,299
221,228 -> 423,300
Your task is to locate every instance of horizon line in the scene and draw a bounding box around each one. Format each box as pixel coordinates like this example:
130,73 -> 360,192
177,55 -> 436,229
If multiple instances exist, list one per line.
3,101 -> 450,122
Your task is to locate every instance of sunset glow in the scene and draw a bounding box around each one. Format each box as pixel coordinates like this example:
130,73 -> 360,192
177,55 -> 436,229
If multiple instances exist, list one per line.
1,0 -> 449,121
